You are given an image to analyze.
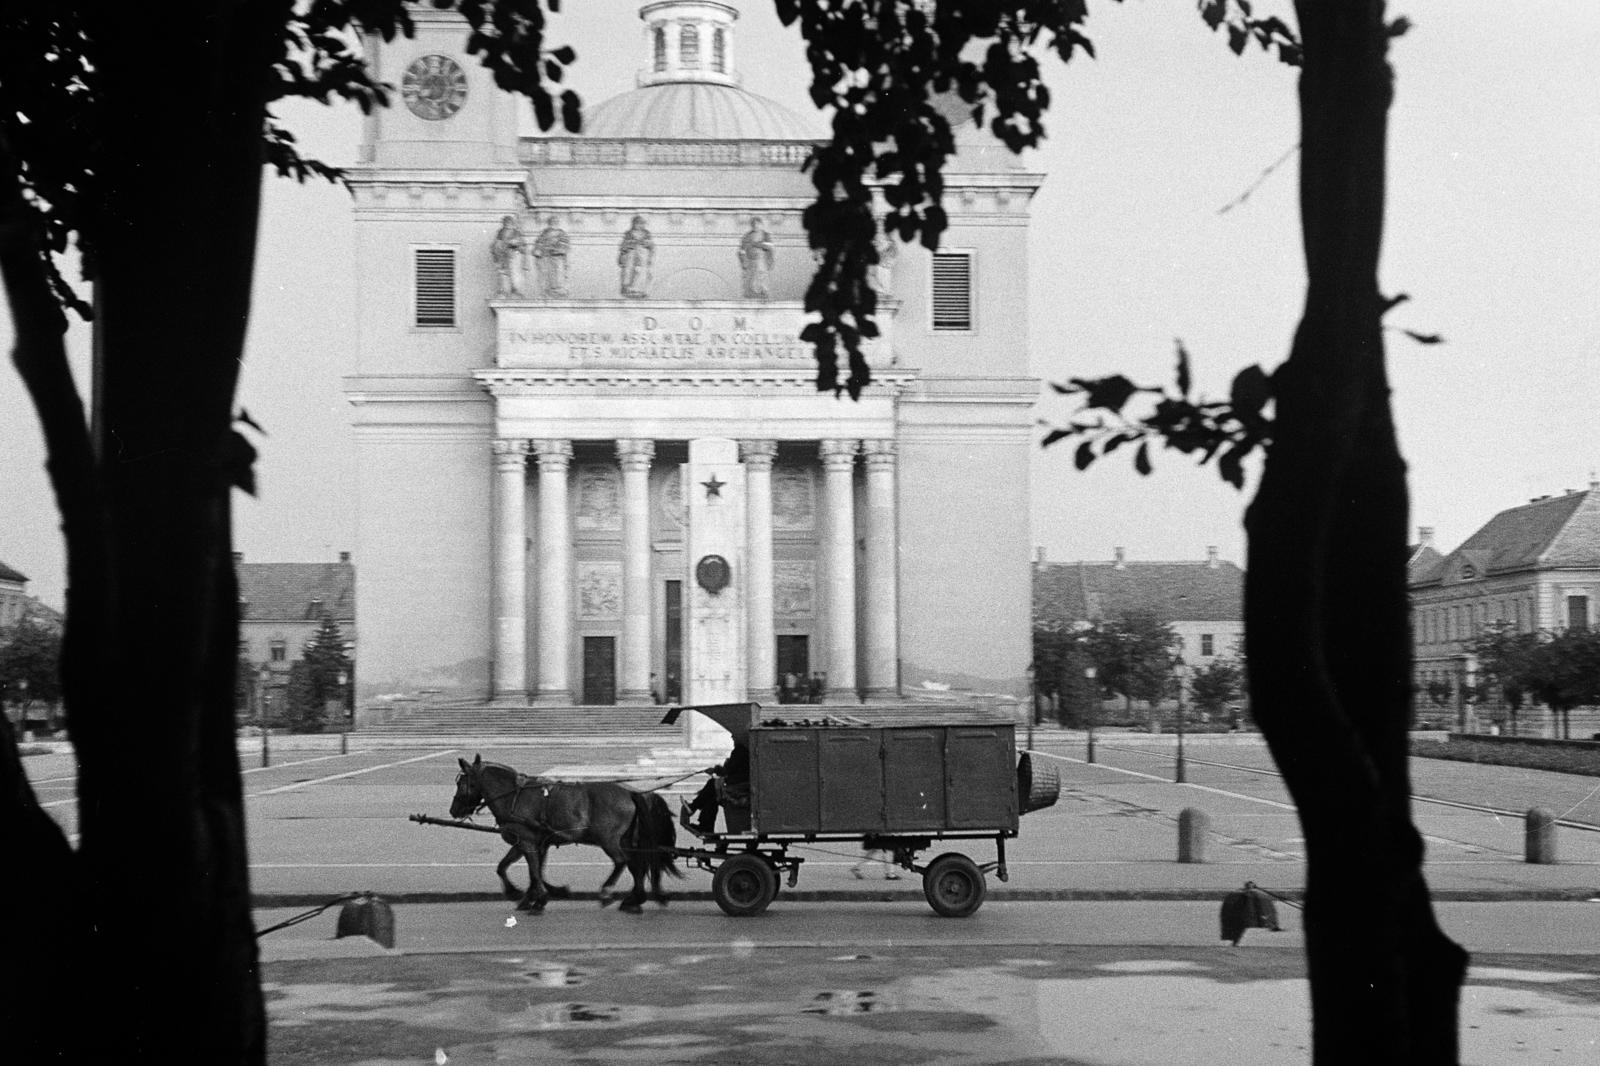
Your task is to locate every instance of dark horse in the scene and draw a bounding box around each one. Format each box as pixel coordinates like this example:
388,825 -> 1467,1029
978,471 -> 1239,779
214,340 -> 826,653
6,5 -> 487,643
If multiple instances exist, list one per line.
451,755 -> 679,913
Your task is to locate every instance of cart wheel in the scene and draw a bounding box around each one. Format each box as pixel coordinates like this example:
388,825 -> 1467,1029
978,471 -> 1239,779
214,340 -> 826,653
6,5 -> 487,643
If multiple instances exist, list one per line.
922,853 -> 986,918
712,853 -> 778,917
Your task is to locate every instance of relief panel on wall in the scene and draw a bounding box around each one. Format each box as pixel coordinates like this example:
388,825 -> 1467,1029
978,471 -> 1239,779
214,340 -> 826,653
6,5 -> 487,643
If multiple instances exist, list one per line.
774,560 -> 815,619
657,465 -> 685,530
773,466 -> 815,531
578,561 -> 623,620
575,464 -> 621,531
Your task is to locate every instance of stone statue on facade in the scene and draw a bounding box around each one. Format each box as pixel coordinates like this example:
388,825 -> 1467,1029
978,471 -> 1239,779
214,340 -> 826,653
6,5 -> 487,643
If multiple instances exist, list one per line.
618,215 -> 654,298
872,230 -> 898,297
737,216 -> 775,299
530,216 -> 571,299
491,215 -> 526,298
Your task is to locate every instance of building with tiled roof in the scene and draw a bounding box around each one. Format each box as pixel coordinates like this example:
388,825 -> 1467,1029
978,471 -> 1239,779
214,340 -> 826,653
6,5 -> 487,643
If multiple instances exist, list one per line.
1409,484 -> 1600,732
1033,547 -> 1245,668
236,552 -> 356,721
0,560 -> 32,630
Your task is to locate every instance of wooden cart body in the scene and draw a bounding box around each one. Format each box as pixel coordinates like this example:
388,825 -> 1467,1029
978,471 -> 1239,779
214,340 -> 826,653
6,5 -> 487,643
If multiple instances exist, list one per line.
661,703 -> 1053,918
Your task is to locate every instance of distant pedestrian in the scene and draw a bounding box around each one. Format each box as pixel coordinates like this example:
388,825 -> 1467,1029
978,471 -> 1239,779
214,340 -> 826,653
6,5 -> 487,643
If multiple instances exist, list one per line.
851,841 -> 900,881
650,672 -> 662,705
807,671 -> 823,704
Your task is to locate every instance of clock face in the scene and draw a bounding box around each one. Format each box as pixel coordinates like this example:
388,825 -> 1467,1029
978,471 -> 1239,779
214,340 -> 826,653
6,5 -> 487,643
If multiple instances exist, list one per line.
402,54 -> 468,121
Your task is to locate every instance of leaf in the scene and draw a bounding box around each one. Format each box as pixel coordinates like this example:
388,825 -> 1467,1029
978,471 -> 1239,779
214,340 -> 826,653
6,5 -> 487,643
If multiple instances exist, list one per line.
1380,292 -> 1410,315
550,46 -> 576,65
1230,364 -> 1271,418
223,430 -> 259,496
1387,15 -> 1413,38
1402,329 -> 1445,346
1174,340 -> 1192,398
1041,428 -> 1073,448
1228,24 -> 1248,55
1074,441 -> 1096,471
560,90 -> 582,133
1073,374 -> 1141,415
235,408 -> 267,435
532,88 -> 554,131
1134,441 -> 1152,477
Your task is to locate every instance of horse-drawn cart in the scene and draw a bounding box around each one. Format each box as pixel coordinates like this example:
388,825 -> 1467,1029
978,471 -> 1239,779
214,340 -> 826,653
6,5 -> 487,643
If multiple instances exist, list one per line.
662,703 -> 1059,918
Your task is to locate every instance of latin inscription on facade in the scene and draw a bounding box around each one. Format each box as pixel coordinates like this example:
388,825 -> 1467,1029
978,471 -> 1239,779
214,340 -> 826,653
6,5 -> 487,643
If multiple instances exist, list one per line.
494,306 -> 889,370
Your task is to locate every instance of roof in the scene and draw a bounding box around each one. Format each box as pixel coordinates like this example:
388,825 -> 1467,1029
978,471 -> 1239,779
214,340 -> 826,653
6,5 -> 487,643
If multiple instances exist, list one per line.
1033,560 -> 1245,625
583,81 -> 824,141
1407,543 -> 1445,585
1413,488 -> 1600,586
237,561 -> 354,621
0,560 -> 28,584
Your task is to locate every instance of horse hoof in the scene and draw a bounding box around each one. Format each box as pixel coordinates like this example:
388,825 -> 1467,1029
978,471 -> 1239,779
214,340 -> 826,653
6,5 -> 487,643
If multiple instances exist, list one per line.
598,897 -> 614,909
619,901 -> 643,914
531,900 -> 548,913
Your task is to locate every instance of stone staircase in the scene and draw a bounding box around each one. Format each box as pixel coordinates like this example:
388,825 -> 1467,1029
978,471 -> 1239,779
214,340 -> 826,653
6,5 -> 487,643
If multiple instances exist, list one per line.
358,701 -> 680,739
357,697 -> 1017,739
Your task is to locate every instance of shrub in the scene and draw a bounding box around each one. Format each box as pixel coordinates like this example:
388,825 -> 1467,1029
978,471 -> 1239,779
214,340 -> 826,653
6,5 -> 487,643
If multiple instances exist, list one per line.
1410,737 -> 1600,777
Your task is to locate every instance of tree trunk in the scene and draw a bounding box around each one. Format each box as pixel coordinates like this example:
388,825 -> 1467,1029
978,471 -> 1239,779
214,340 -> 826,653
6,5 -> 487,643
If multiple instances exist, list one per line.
1246,4 -> 1468,1061
0,5 -> 274,1062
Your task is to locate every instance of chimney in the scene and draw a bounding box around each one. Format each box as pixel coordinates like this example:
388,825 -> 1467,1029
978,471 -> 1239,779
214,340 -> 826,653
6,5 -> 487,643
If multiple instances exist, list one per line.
1113,547 -> 1126,570
339,551 -> 351,564
232,551 -> 243,564
1590,471 -> 1598,492
1206,545 -> 1219,569
1418,527 -> 1434,549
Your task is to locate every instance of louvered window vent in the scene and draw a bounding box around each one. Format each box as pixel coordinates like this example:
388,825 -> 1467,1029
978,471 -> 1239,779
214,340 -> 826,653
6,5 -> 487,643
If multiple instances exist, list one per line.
931,251 -> 973,331
414,248 -> 456,328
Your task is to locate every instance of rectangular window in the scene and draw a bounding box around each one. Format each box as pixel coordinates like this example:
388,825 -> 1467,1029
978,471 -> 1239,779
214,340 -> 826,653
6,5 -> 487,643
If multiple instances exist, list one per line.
413,248 -> 457,328
931,251 -> 973,331
1568,595 -> 1589,631
1200,634 -> 1214,657
269,640 -> 286,662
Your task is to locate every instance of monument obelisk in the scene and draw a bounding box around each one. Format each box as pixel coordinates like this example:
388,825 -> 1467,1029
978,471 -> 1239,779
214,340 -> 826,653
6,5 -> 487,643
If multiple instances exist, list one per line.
681,438 -> 748,750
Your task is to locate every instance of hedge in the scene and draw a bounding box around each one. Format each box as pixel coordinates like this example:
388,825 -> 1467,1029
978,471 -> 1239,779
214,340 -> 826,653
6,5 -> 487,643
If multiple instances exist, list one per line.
1410,737 -> 1600,778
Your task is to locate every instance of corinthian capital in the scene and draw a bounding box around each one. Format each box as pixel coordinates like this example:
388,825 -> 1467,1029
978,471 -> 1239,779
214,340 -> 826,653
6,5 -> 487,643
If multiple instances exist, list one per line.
739,439 -> 779,470
615,438 -> 656,472
819,439 -> 859,471
861,439 -> 897,469
531,439 -> 574,471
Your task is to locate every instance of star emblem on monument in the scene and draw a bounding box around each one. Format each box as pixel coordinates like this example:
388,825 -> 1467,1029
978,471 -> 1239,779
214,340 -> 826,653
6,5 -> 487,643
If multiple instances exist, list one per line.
701,474 -> 725,499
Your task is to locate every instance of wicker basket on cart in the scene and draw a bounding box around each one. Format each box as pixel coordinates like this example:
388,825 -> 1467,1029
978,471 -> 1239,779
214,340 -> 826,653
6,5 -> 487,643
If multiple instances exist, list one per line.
1016,752 -> 1060,814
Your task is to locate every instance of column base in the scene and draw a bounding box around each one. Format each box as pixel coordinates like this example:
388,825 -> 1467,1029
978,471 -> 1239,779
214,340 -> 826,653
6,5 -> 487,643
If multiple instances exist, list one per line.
862,687 -> 903,702
532,689 -> 573,706
617,688 -> 654,706
490,691 -> 529,707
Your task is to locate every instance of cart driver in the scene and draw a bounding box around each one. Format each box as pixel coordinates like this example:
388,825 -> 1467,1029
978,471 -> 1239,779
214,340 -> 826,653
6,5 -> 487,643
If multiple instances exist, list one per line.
683,739 -> 749,834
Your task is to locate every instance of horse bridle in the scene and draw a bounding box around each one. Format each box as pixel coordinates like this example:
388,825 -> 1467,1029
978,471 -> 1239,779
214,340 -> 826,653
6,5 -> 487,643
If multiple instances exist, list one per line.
459,768 -> 546,821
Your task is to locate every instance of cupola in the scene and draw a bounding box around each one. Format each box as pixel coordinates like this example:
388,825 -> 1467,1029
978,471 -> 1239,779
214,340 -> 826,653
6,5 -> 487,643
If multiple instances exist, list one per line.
638,1 -> 739,88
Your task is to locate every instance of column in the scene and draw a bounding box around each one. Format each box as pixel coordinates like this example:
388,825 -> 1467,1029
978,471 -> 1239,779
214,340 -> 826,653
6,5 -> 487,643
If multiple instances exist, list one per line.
491,439 -> 529,704
862,439 -> 900,699
742,440 -> 779,704
820,439 -> 859,699
617,439 -> 654,704
532,439 -> 573,704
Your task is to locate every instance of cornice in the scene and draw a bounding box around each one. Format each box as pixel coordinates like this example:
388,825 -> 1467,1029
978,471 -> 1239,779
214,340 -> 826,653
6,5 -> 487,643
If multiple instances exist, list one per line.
473,368 -> 916,395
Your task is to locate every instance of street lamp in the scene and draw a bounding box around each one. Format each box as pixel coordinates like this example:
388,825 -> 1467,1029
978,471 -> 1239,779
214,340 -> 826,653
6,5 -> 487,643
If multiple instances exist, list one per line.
1173,654 -> 1187,784
1024,662 -> 1036,752
1084,665 -> 1097,764
257,664 -> 271,768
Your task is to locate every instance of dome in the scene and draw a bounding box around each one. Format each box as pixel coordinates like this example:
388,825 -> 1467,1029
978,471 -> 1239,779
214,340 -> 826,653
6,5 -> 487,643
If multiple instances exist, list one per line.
583,81 -> 823,141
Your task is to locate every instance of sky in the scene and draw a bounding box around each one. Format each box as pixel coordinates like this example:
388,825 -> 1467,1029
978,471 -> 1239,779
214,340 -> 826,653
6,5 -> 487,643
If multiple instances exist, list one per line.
2,0 -> 1597,610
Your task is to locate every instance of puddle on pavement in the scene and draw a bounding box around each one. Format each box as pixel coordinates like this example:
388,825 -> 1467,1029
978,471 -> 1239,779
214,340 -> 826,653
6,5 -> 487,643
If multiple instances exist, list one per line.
526,1002 -> 652,1029
522,964 -> 589,987
802,990 -> 891,1015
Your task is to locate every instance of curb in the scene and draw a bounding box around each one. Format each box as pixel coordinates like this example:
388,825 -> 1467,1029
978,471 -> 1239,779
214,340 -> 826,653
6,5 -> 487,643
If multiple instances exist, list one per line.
253,887 -> 1600,909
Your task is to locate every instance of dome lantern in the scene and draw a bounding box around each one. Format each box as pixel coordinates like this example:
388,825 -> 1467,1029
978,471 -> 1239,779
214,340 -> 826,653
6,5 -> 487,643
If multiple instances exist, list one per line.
638,1 -> 738,88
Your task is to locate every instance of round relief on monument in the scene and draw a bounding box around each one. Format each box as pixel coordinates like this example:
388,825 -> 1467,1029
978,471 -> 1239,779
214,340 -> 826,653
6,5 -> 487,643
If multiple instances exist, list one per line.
695,554 -> 732,595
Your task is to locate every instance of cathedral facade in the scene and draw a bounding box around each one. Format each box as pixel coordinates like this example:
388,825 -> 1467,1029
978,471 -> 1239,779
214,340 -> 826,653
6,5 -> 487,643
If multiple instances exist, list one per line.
345,4 -> 1041,713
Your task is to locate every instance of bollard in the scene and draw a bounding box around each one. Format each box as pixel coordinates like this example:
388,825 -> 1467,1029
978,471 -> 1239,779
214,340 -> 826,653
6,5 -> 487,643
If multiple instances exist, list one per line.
340,731 -> 348,755
1525,807 -> 1557,864
1178,807 -> 1210,864
336,893 -> 396,949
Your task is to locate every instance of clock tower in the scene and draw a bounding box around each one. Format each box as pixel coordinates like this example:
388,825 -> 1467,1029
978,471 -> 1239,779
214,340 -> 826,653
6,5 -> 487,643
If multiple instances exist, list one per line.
359,8 -> 520,170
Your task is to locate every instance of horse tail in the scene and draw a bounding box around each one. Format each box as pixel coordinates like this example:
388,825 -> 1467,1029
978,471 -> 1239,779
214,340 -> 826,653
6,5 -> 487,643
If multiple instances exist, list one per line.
629,791 -> 683,880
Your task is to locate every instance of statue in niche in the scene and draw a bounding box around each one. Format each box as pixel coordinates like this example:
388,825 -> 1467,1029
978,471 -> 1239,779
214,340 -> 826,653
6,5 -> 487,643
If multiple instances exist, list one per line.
737,216 -> 775,299
872,230 -> 898,296
490,215 -> 526,298
530,215 -> 570,298
617,215 -> 655,298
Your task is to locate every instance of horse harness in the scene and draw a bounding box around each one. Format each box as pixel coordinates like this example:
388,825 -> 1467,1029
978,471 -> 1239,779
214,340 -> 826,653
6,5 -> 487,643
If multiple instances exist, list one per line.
463,769 -> 586,844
